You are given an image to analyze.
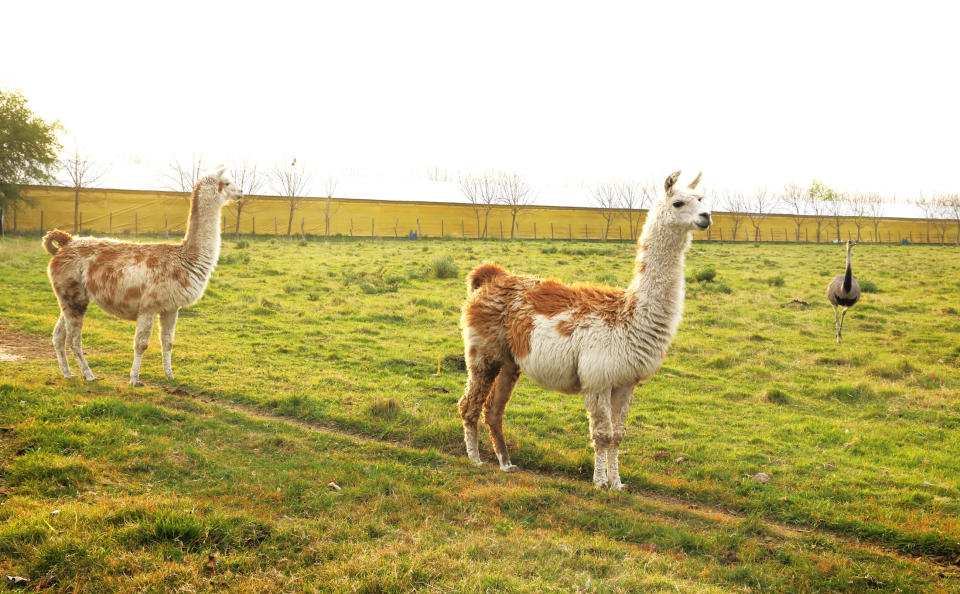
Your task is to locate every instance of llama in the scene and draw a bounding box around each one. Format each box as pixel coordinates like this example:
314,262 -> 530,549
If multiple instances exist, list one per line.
42,166 -> 240,386
459,170 -> 710,489
826,240 -> 860,344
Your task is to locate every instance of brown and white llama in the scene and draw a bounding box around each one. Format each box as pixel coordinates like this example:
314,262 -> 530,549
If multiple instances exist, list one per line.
459,170 -> 710,489
42,166 -> 241,386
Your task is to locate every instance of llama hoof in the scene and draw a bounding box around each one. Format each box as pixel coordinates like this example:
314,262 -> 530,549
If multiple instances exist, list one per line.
129,379 -> 144,387
500,464 -> 518,473
63,373 -> 76,379
609,481 -> 625,491
467,455 -> 483,467
593,480 -> 609,489
165,374 -> 175,381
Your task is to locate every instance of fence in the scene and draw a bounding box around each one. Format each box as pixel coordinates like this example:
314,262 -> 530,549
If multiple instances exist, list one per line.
2,186 -> 957,245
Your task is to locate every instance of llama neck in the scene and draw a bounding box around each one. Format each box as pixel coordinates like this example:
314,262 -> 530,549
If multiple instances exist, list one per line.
627,210 -> 690,303
181,196 -> 222,267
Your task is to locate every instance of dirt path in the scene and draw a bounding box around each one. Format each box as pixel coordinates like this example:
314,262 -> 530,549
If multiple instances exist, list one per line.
0,321 -> 53,363
151,382 -> 959,576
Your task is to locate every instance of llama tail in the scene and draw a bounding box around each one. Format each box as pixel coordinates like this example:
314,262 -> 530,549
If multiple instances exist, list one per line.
466,262 -> 507,295
42,229 -> 73,255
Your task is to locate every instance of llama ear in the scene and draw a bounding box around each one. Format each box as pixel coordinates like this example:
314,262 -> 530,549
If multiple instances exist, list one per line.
664,170 -> 682,196
687,171 -> 702,190
213,164 -> 227,179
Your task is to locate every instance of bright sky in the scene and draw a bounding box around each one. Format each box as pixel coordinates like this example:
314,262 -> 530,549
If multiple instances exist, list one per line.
3,1 -> 958,205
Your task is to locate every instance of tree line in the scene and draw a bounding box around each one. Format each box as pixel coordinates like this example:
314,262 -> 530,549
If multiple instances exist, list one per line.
2,88 -> 958,243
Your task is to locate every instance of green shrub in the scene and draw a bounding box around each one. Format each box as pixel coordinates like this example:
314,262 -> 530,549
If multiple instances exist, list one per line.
767,274 -> 785,287
695,266 -> 717,282
859,279 -> 879,293
234,240 -> 250,249
763,388 -> 789,404
430,255 -> 458,279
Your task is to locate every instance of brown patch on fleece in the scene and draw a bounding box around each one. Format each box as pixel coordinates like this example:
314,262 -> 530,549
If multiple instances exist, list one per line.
466,262 -> 507,294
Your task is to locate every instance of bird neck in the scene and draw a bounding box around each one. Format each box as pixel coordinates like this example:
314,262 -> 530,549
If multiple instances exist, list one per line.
843,244 -> 853,292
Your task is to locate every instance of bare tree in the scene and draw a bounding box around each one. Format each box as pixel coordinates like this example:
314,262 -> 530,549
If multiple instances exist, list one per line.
825,192 -> 847,242
745,186 -> 778,241
499,171 -> 536,239
228,160 -> 264,238
931,194 -> 953,243
916,195 -> 940,243
476,172 -> 501,239
163,154 -> 204,199
425,165 -> 450,182
618,181 -> 653,241
591,182 -> 620,241
720,189 -> 749,241
322,174 -> 339,237
780,183 -> 808,242
939,192 -> 960,245
60,140 -> 108,234
848,193 -> 870,241
807,180 -> 834,243
271,158 -> 311,238
459,174 -> 484,239
865,193 -> 886,242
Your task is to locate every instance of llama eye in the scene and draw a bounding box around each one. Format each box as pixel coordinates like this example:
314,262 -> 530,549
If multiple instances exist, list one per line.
672,201 -> 684,208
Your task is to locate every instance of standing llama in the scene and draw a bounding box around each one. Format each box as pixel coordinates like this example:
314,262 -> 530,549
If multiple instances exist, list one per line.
43,166 -> 241,386
459,170 -> 710,489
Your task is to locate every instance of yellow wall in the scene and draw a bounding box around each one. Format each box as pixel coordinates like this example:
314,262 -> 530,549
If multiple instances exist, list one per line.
4,186 -> 952,244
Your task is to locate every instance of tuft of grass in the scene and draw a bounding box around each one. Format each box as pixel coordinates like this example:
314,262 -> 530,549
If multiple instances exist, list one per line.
235,240 -> 250,249
695,266 -> 717,282
824,383 -> 876,403
767,274 -> 785,287
763,388 -> 790,404
430,255 -> 458,279
859,279 -> 879,293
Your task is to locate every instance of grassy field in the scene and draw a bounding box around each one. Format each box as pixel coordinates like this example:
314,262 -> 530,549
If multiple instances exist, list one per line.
1,234 -> 958,592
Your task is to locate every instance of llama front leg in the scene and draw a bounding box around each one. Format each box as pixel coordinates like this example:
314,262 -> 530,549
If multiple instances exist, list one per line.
129,312 -> 156,387
52,313 -> 74,378
584,390 -> 613,489
607,384 -> 635,491
483,362 -> 520,472
159,309 -> 179,380
459,359 -> 499,466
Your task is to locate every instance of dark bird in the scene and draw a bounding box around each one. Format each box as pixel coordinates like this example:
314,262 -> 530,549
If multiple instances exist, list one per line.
827,240 -> 860,344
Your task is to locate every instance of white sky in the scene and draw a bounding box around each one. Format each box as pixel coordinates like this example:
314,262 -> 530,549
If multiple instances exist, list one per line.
3,1 -> 958,206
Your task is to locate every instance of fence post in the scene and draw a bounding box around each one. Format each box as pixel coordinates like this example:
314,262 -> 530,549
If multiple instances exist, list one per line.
301,218 -> 306,239
12,209 -> 15,231
135,212 -> 138,237
109,212 -> 113,234
40,211 -> 44,233
252,215 -> 255,235
534,222 -> 537,240
164,215 -> 168,238
0,208 -> 4,238
461,219 -> 465,238
441,220 -> 444,237
372,218 -> 375,237
417,218 -> 423,239
499,220 -> 503,240
79,212 -> 82,233
551,222 -> 554,240
568,223 -> 572,240
350,218 -> 354,237
274,217 -> 278,236
719,228 -> 723,241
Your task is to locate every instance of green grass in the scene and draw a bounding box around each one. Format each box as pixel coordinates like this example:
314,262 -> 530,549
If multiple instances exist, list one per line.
1,235 -> 959,591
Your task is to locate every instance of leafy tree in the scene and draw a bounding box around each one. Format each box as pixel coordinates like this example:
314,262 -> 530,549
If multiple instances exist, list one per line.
809,180 -> 839,242
0,89 -> 62,211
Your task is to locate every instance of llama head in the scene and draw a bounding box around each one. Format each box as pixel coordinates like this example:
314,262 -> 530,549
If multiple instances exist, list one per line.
196,165 -> 243,207
659,170 -> 711,231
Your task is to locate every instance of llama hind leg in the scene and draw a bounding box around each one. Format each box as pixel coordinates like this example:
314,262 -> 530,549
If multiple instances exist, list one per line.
584,390 -> 614,488
459,358 -> 499,466
483,362 -> 520,472
606,383 -> 635,490
52,314 -> 74,378
63,310 -> 96,381
159,309 -> 179,380
129,313 -> 156,387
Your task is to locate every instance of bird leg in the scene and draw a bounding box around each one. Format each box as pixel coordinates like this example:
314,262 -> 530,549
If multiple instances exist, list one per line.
833,305 -> 841,344
838,307 -> 848,344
